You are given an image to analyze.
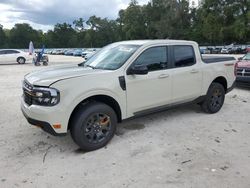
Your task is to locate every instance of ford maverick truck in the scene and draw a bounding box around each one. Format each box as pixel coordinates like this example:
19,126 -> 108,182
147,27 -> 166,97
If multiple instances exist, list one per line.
21,40 -> 236,151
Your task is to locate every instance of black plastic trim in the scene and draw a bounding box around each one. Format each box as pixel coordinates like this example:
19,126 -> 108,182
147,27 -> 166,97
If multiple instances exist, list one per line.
203,56 -> 236,64
227,81 -> 236,93
236,77 -> 250,84
21,109 -> 66,136
133,96 -> 205,118
118,76 -> 126,91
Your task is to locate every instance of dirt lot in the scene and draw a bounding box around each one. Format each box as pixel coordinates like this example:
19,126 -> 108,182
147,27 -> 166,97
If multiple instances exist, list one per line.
0,55 -> 250,188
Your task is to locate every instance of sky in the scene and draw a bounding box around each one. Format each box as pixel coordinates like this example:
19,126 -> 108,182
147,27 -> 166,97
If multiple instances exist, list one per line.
0,0 -> 199,32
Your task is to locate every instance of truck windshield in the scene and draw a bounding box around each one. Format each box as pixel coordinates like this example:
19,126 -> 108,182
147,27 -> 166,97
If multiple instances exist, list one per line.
83,44 -> 140,70
242,53 -> 250,60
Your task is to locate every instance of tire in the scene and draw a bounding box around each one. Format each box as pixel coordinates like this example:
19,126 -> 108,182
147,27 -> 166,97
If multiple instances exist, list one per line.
70,102 -> 117,151
17,57 -> 26,64
201,83 -> 225,114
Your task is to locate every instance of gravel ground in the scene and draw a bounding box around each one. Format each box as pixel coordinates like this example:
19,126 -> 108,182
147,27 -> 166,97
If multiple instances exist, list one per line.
0,55 -> 250,188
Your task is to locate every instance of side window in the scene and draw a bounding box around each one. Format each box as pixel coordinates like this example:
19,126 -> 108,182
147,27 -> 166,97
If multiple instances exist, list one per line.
0,50 -> 5,55
5,50 -> 19,54
11,50 -> 20,54
174,46 -> 196,68
133,47 -> 168,71
4,50 -> 12,54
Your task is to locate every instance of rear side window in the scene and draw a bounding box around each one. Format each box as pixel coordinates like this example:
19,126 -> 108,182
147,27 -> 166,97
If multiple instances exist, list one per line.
173,46 -> 196,68
5,50 -> 20,54
133,47 -> 168,71
0,50 -> 5,55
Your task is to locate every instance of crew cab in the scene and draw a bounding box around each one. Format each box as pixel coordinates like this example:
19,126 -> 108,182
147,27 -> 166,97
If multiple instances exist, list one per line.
21,40 -> 236,151
236,53 -> 250,85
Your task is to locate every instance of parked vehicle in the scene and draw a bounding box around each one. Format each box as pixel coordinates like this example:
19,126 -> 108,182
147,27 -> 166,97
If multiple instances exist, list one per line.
64,50 -> 74,56
239,46 -> 250,54
83,49 -> 100,61
44,50 -> 52,54
236,53 -> 250,85
73,49 -> 83,56
212,48 -> 222,54
82,49 -> 97,58
0,49 -> 31,64
221,48 -> 232,54
21,40 -> 236,151
200,47 -> 211,54
84,52 -> 95,61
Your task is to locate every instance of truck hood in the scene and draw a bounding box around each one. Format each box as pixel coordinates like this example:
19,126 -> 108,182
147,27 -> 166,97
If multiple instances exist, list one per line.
237,60 -> 250,68
25,64 -> 111,86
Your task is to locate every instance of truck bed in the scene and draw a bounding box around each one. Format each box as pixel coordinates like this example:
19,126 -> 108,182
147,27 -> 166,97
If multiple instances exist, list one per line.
202,56 -> 235,64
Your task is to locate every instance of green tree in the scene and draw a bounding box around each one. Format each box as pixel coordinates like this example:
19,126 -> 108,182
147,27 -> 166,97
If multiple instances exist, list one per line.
73,18 -> 85,32
52,23 -> 77,47
9,23 -> 43,48
85,16 -> 119,47
118,0 -> 147,40
0,24 -> 7,48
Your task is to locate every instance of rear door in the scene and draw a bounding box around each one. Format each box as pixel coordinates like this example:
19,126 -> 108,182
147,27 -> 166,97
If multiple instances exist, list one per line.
170,45 -> 202,103
6,50 -> 20,63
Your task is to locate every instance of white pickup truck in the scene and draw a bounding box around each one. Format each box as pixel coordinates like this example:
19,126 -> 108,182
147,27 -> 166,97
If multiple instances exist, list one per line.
21,40 -> 236,151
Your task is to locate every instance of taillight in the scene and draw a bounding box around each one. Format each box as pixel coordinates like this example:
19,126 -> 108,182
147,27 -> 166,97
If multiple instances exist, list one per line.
234,62 -> 238,77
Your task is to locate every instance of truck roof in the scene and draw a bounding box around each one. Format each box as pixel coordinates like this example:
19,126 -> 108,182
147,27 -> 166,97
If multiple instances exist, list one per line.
114,39 -> 198,46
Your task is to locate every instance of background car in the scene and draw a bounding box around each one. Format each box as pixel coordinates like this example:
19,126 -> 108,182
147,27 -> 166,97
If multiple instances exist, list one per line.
73,49 -> 83,56
0,49 -> 31,64
81,49 -> 97,58
236,53 -> 250,85
64,50 -> 74,56
221,48 -> 232,54
200,47 -> 211,54
83,48 -> 100,61
211,48 -> 222,54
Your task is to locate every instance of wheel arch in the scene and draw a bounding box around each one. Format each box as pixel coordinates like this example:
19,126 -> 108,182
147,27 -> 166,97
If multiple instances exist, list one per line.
16,56 -> 26,62
68,94 -> 122,130
211,76 -> 227,92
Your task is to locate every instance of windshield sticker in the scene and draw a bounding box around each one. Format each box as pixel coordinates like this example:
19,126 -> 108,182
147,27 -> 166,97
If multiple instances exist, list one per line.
119,47 -> 133,52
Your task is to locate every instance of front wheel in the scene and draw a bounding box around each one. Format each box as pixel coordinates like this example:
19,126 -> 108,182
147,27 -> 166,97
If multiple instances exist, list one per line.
201,83 -> 225,114
70,102 -> 117,151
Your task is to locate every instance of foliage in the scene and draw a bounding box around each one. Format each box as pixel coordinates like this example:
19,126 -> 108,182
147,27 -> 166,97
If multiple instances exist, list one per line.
0,0 -> 249,49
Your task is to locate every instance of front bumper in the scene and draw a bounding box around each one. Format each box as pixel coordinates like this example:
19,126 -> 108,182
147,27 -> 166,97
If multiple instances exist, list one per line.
227,81 -> 236,93
236,76 -> 250,84
21,96 -> 67,136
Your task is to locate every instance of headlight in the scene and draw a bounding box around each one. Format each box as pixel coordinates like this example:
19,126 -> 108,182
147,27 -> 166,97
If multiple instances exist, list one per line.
31,87 -> 60,106
23,80 -> 60,106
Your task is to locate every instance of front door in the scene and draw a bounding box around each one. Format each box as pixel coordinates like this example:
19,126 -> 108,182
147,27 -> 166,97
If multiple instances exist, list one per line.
125,46 -> 172,115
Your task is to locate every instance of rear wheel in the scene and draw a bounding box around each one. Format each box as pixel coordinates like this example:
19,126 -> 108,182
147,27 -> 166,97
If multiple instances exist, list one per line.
201,83 -> 225,113
70,102 -> 117,151
17,57 -> 26,64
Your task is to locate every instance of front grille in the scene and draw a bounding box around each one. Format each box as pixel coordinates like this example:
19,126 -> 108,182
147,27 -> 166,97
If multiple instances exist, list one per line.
237,68 -> 250,77
23,80 -> 33,106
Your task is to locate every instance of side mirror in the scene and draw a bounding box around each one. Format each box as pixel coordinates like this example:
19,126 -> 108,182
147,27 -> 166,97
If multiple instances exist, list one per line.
78,61 -> 86,66
238,57 -> 243,61
127,65 -> 148,75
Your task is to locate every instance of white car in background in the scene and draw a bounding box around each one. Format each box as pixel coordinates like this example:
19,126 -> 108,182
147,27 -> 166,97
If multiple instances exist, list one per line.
221,48 -> 232,54
81,49 -> 97,58
0,49 -> 31,64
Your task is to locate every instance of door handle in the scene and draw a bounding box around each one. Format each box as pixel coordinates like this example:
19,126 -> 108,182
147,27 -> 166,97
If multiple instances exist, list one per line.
158,74 -> 169,79
190,69 -> 199,73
